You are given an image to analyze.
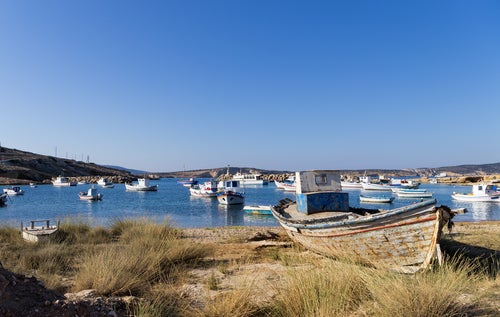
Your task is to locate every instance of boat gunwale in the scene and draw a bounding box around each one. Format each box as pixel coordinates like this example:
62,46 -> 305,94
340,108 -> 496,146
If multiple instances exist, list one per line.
270,198 -> 437,230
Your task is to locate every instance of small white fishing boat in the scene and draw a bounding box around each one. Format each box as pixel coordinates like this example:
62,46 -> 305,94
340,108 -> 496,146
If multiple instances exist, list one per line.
21,220 -> 59,243
275,175 -> 295,189
341,181 -> 363,189
243,205 -> 272,215
97,177 -> 114,188
232,172 -> 268,185
359,194 -> 394,203
361,182 -> 392,191
52,176 -> 77,187
396,190 -> 434,198
217,180 -> 245,205
451,184 -> 500,202
190,180 -> 218,197
3,186 -> 24,196
78,187 -> 103,201
125,178 -> 158,191
177,178 -> 198,187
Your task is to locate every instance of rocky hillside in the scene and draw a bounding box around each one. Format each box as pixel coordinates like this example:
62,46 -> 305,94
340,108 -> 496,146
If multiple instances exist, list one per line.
2,146 -> 500,185
0,147 -> 134,185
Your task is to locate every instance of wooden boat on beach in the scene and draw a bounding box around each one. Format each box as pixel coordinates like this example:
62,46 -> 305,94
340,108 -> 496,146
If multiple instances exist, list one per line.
270,170 -> 453,273
21,220 -> 59,242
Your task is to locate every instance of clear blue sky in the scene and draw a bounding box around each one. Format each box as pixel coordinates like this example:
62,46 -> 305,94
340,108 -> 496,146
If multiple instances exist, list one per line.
1,1 -> 499,172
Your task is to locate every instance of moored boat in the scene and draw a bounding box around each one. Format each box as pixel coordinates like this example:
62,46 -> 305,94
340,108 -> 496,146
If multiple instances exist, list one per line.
78,187 -> 103,201
178,178 -> 198,187
361,182 -> 392,191
97,177 -> 115,188
359,194 -> 394,203
190,180 -> 218,197
52,176 -> 77,187
270,170 -> 453,273
3,186 -> 25,196
217,180 -> 245,205
451,184 -> 500,202
396,189 -> 433,198
125,178 -> 158,191
243,205 -> 272,215
232,172 -> 268,185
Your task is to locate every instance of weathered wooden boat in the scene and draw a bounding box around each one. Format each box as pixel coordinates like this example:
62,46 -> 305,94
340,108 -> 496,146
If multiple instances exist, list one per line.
359,194 -> 394,203
21,220 -> 59,242
270,170 -> 453,273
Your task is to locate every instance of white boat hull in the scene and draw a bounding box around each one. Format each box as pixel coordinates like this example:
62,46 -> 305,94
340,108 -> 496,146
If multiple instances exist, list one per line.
451,193 -> 500,202
217,192 -> 244,205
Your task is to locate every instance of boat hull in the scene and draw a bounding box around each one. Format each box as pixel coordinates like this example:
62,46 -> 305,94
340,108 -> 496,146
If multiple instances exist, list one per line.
271,199 -> 445,273
451,194 -> 500,202
217,192 -> 244,205
125,184 -> 158,191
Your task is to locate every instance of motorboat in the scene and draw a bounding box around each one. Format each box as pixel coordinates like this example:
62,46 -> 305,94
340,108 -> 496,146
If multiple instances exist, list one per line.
3,186 -> 24,196
451,184 -> 500,202
78,187 -> 103,201
361,182 -> 392,191
177,178 -> 198,187
190,180 -> 218,197
232,172 -> 268,185
217,180 -> 245,205
125,178 -> 158,191
52,176 -> 77,187
97,177 -> 114,188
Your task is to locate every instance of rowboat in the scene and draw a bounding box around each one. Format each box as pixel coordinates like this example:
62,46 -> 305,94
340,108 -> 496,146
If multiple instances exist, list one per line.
359,194 -> 394,203
270,170 -> 453,273
21,220 -> 59,243
243,205 -> 272,215
395,188 -> 433,198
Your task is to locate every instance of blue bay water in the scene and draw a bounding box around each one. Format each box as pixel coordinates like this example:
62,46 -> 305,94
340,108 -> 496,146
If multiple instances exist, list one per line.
1,179 -> 499,228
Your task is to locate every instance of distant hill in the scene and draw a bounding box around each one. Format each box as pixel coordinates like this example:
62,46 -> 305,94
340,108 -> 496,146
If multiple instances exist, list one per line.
0,147 -> 133,184
1,146 -> 499,184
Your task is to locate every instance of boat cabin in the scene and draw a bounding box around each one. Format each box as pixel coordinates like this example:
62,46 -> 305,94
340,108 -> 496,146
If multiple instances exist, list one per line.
295,170 -> 349,214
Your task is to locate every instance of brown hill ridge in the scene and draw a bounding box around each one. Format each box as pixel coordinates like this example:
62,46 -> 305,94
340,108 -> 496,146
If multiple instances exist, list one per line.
1,146 -> 500,185
0,147 -> 133,185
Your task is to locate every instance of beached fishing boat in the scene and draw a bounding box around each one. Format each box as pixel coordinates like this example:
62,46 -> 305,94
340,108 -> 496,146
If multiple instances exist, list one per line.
21,220 -> 59,243
359,194 -> 394,203
270,170 -> 453,273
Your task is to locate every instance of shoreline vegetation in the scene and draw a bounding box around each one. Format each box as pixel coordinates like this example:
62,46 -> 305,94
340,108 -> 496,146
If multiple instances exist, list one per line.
0,220 -> 498,316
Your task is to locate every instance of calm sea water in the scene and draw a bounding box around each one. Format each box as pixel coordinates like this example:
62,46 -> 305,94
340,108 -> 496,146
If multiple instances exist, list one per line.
1,178 -> 499,228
